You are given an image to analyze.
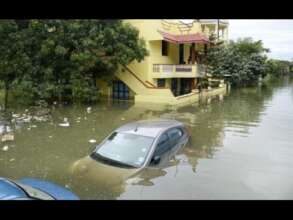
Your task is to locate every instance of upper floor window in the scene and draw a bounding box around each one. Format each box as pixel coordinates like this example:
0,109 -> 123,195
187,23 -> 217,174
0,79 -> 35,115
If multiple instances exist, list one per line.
162,40 -> 168,56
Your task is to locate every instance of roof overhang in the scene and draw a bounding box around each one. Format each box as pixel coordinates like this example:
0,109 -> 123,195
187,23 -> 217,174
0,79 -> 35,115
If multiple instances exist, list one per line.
158,30 -> 210,44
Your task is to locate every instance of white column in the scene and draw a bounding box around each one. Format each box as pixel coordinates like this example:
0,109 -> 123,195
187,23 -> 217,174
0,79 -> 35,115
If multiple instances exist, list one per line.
224,27 -> 229,41
216,20 -> 219,40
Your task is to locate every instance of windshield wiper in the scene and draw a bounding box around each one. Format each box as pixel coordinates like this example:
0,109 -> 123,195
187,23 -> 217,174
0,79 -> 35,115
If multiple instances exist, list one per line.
90,152 -> 138,169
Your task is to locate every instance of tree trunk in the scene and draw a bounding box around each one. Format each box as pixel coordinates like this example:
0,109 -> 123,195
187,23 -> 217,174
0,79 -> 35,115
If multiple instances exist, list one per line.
92,72 -> 97,89
4,83 -> 9,111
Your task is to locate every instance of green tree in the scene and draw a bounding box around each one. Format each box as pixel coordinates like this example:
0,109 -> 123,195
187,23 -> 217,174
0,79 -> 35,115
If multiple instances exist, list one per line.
230,37 -> 270,57
0,19 -> 148,107
0,20 -> 32,110
207,38 -> 268,86
266,59 -> 291,77
22,19 -> 148,104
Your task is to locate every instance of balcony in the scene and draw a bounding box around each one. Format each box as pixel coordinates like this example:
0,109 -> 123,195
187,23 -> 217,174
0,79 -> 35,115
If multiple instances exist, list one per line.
152,64 -> 206,78
161,20 -> 199,35
199,19 -> 229,26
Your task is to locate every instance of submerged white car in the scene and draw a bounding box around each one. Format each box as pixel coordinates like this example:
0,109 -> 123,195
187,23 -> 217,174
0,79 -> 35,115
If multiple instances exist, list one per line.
71,119 -> 190,189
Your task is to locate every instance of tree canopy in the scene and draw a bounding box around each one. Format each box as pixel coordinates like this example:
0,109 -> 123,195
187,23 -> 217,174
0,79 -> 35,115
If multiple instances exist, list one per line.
206,38 -> 287,86
0,19 -> 148,108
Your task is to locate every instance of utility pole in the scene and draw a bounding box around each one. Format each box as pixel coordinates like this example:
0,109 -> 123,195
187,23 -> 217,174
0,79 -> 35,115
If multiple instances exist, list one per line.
217,19 -> 220,40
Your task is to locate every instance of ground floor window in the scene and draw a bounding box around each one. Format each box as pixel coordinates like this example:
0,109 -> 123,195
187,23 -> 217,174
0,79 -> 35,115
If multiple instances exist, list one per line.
112,80 -> 129,100
157,79 -> 166,88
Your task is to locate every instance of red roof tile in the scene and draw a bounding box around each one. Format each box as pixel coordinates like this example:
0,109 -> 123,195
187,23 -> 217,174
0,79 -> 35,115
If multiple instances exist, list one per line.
158,30 -> 209,44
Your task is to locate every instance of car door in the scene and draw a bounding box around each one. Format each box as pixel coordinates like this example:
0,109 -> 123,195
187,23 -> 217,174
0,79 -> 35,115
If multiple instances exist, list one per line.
148,128 -> 188,168
153,133 -> 170,158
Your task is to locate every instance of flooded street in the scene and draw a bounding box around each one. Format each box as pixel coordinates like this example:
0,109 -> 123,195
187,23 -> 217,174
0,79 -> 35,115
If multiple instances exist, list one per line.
0,77 -> 293,199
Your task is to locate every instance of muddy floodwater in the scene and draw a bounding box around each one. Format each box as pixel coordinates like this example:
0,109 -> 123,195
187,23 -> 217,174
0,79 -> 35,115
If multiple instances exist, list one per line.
0,77 -> 293,199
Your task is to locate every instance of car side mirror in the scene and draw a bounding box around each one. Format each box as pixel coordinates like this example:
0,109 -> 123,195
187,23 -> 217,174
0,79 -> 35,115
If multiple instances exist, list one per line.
151,155 -> 161,165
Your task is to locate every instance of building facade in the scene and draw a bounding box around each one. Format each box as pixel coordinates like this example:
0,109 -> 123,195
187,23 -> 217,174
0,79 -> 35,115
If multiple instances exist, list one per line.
97,19 -> 229,105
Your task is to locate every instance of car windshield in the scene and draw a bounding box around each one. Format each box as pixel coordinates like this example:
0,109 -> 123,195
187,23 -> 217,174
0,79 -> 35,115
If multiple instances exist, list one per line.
93,132 -> 154,168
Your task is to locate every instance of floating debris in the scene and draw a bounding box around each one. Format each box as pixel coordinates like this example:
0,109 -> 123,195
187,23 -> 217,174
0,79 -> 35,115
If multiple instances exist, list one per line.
86,107 -> 92,113
48,136 -> 53,138
31,125 -> 37,128
33,116 -> 47,122
22,116 -> 32,123
59,123 -> 70,127
121,117 -> 125,121
65,184 -> 70,188
59,118 -> 70,127
27,127 -> 31,130
89,139 -> 96,143
9,158 -> 15,162
12,114 -> 20,118
1,134 -> 14,142
2,146 -> 9,151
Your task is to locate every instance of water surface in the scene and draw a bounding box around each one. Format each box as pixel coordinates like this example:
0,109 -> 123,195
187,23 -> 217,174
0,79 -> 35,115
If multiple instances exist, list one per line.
0,77 -> 292,199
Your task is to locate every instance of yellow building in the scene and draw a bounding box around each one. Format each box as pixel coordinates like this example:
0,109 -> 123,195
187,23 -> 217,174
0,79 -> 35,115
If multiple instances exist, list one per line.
97,19 -> 229,105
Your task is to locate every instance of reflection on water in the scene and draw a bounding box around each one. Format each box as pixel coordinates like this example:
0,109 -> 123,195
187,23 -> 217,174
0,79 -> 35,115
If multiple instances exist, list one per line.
0,77 -> 293,199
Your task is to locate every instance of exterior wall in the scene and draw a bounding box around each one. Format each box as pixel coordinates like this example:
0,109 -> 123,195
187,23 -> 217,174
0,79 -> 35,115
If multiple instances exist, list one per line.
149,40 -> 179,65
135,85 -> 227,106
96,78 -> 111,97
127,58 -> 150,83
123,20 -> 163,41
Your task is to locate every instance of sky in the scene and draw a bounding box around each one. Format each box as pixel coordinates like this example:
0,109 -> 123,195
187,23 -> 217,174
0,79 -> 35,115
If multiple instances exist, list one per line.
180,19 -> 293,61
229,19 -> 293,61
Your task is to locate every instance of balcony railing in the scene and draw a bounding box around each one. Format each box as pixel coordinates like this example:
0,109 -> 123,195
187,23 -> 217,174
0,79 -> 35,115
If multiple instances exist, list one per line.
153,64 -> 206,77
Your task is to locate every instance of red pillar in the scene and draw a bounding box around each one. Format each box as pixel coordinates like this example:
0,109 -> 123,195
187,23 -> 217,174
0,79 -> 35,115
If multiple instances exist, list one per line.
191,43 -> 196,64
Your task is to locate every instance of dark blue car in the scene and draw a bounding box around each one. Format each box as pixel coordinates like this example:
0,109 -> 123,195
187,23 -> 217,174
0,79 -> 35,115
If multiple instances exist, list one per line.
0,177 -> 79,200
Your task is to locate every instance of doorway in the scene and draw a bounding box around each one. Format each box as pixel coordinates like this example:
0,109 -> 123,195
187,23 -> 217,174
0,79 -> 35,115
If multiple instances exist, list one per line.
180,78 -> 192,95
171,78 -> 178,96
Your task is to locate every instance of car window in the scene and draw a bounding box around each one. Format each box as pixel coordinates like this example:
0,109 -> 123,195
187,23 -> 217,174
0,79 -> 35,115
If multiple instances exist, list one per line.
158,133 -> 169,146
95,132 -> 154,168
167,128 -> 183,141
153,133 -> 170,157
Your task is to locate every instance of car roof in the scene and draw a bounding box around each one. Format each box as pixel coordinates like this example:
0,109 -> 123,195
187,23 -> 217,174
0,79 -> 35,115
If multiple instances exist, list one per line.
115,119 -> 184,138
0,178 -> 27,200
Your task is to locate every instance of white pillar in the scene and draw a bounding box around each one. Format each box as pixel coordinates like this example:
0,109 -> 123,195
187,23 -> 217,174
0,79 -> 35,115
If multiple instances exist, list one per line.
216,20 -> 219,40
224,27 -> 229,42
